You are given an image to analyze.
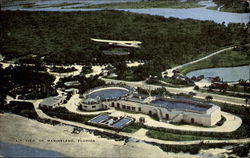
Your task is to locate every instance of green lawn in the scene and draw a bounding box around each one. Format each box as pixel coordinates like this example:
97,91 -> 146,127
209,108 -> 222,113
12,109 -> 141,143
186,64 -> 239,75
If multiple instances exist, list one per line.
161,78 -> 193,87
146,129 -> 224,141
155,80 -> 188,88
76,0 -> 203,9
207,6 -> 218,11
122,123 -> 141,133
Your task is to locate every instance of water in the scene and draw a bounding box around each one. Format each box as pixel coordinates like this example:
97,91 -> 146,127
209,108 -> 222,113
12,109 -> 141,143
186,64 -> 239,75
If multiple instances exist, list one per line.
186,65 -> 250,82
122,7 -> 249,25
111,118 -> 132,128
89,114 -> 110,123
0,142 -> 66,157
151,99 -> 209,112
89,88 -> 129,100
1,1 -> 249,25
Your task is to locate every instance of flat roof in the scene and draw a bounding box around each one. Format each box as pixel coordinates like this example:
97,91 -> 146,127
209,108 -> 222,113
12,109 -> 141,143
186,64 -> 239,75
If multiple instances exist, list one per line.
151,100 -> 209,113
40,96 -> 64,106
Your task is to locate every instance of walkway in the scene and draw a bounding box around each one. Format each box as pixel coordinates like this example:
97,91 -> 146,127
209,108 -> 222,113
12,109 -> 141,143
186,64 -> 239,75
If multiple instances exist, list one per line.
55,93 -> 243,133
30,99 -> 250,145
162,46 -> 235,77
5,96 -> 249,145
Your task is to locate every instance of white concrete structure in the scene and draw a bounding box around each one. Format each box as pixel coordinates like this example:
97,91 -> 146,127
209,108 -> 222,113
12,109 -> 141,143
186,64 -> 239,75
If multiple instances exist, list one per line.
80,98 -> 108,111
106,98 -> 221,126
80,86 -> 221,126
39,96 -> 65,109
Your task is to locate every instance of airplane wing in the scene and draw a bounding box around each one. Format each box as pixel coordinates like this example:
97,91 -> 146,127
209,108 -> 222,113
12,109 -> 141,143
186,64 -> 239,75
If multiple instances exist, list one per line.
90,38 -> 113,43
90,38 -> 141,44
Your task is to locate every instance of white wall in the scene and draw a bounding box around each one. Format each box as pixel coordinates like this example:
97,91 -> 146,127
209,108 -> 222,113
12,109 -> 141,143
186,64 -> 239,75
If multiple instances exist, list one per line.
108,100 -> 220,126
80,103 -> 105,111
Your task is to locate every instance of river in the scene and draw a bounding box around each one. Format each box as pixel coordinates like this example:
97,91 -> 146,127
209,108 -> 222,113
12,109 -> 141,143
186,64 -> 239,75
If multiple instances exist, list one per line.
1,0 -> 249,25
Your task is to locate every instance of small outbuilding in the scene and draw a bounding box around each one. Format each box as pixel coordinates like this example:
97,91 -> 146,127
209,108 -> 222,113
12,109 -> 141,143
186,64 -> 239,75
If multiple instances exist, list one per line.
39,96 -> 65,109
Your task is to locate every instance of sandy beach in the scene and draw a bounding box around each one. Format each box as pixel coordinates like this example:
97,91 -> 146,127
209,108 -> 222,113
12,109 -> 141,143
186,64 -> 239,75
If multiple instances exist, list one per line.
0,113 -> 214,158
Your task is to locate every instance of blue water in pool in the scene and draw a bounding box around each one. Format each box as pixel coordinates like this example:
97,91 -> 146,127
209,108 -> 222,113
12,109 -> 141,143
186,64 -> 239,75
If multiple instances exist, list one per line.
112,118 -> 132,128
151,100 -> 208,112
89,89 -> 129,100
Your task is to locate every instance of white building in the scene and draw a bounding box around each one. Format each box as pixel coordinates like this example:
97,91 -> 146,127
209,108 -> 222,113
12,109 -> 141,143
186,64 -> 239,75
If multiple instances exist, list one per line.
106,98 -> 221,126
39,96 -> 65,109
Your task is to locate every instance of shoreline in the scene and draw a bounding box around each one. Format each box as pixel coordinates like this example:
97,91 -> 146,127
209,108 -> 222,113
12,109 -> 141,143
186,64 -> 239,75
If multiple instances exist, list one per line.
0,113 -> 207,158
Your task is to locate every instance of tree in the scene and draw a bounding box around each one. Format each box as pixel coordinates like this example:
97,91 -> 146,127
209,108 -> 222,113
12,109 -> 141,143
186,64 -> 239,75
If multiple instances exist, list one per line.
194,85 -> 199,90
245,99 -> 249,106
205,95 -> 213,101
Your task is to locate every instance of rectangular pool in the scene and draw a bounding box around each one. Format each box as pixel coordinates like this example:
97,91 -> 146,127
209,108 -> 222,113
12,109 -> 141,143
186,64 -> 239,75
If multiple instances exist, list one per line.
111,118 -> 133,128
88,115 -> 110,124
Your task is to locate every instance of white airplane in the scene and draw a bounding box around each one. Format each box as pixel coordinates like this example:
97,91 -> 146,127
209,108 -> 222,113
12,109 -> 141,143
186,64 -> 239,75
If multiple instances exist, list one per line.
90,38 -> 142,48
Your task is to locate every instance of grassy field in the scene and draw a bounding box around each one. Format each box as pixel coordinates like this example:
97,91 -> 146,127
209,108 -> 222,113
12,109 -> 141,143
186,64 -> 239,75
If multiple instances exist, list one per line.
179,46 -> 250,75
207,6 -> 218,11
146,129 -> 224,141
154,80 -> 189,88
122,123 -> 141,133
77,0 -> 203,9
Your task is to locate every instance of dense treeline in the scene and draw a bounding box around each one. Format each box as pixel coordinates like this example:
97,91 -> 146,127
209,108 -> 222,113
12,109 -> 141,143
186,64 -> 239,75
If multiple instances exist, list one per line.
213,0 -> 249,13
1,11 -> 248,80
0,65 -> 57,100
0,101 -> 38,119
1,11 -> 247,65
56,74 -> 105,93
51,66 -> 77,73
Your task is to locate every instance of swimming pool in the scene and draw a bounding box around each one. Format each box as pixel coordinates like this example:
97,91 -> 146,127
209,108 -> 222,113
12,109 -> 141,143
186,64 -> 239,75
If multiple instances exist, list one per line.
151,99 -> 209,112
111,118 -> 133,128
89,88 -> 129,100
88,115 -> 110,124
